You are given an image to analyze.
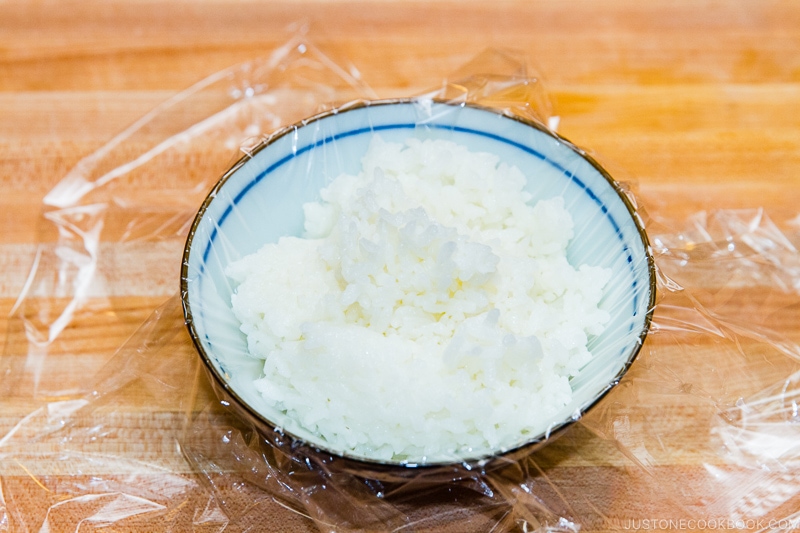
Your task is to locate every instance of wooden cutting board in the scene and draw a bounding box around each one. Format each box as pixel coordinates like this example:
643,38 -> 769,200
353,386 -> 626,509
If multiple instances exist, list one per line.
2,1 -> 800,531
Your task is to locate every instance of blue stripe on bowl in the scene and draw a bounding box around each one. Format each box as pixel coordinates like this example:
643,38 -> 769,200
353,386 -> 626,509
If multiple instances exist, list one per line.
196,121 -> 645,366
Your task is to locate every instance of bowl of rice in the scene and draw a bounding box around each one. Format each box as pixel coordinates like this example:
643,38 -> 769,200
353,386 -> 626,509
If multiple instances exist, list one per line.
181,99 -> 656,477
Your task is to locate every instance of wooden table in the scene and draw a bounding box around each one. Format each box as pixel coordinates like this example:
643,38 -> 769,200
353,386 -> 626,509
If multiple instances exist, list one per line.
2,1 -> 800,531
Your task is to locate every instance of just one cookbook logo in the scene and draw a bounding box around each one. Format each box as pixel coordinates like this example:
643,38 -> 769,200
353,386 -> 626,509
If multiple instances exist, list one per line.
607,517 -> 800,531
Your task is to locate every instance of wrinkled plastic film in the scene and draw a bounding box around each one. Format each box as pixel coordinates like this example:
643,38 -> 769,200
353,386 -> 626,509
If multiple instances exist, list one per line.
1,36 -> 799,532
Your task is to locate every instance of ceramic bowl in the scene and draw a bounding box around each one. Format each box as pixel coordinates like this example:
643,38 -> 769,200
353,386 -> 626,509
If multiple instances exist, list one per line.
181,99 -> 656,479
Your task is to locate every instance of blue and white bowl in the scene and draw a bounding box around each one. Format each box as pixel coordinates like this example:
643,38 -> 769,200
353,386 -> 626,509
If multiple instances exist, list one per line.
181,99 -> 656,477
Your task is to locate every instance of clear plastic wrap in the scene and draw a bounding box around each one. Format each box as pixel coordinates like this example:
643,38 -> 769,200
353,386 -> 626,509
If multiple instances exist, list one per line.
2,36 -> 800,532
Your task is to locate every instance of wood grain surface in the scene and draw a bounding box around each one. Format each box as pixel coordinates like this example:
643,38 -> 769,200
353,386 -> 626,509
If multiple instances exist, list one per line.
2,1 -> 800,531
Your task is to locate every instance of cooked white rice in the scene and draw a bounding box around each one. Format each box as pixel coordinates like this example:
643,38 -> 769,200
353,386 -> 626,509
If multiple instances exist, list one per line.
226,136 -> 611,462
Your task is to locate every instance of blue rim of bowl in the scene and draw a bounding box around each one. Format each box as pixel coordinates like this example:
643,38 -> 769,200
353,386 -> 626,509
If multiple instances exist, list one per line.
180,98 -> 658,474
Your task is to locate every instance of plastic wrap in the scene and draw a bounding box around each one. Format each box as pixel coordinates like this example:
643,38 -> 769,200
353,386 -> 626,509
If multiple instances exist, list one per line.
2,36 -> 800,532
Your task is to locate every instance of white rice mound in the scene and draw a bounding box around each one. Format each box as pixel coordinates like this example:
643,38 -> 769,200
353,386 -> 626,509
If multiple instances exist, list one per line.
226,136 -> 611,463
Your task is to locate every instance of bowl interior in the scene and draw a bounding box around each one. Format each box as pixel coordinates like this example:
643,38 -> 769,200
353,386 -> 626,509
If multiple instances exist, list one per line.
182,100 -> 654,465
